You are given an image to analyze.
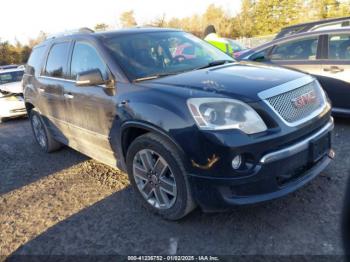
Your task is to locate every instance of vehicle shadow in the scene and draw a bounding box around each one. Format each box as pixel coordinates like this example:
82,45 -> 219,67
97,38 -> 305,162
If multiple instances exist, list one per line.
0,118 -> 87,196
9,170 -> 345,256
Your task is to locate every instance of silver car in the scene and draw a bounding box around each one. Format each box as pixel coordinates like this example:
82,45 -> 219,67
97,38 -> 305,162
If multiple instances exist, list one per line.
0,68 -> 26,122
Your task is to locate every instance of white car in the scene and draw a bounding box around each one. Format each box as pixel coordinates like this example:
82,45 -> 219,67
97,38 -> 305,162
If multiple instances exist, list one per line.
0,68 -> 26,122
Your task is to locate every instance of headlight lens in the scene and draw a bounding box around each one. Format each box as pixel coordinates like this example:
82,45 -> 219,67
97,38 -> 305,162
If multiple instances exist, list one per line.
187,98 -> 267,134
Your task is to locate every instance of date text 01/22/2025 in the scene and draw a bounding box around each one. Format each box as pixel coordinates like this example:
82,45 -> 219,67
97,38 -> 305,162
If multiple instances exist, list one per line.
127,255 -> 220,261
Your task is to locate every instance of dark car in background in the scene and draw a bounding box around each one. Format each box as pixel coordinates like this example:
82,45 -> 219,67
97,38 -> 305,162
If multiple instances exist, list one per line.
0,65 -> 20,71
237,28 -> 350,116
275,16 -> 350,39
23,28 -> 333,220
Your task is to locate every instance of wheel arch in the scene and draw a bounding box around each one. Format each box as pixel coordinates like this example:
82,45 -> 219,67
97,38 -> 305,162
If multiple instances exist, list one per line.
120,121 -> 186,161
25,101 -> 35,115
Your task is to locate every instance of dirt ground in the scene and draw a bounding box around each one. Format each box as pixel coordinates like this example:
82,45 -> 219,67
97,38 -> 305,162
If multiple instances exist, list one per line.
0,118 -> 349,258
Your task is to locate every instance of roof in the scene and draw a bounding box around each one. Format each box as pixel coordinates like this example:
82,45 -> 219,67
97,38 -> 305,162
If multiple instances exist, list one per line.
252,28 -> 350,52
281,16 -> 350,30
96,27 -> 182,38
38,27 -> 182,47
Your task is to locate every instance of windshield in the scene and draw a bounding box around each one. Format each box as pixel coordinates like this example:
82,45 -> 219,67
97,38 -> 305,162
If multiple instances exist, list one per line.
103,31 -> 235,81
0,71 -> 24,85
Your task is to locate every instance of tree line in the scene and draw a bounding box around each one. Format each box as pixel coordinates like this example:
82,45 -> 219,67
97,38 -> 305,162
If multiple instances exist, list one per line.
0,31 -> 47,66
1,0 -> 350,66
112,0 -> 350,38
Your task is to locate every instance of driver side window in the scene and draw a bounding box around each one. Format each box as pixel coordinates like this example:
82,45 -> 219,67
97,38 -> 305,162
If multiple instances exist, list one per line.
70,42 -> 108,81
271,37 -> 319,61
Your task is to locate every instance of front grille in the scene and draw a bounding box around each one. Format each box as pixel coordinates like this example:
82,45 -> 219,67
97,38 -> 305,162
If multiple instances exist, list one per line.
266,81 -> 326,124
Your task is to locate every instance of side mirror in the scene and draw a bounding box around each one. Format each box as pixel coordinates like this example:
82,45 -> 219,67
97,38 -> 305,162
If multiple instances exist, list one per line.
253,55 -> 266,62
76,69 -> 105,86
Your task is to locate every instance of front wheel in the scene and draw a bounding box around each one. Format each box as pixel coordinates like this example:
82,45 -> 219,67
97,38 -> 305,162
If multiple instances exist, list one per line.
126,133 -> 196,220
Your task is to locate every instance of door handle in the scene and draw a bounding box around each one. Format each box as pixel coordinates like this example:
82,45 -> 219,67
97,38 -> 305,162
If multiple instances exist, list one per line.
64,93 -> 74,99
323,66 -> 344,73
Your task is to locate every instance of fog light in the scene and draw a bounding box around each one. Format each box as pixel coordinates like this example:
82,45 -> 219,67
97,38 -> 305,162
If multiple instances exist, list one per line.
231,155 -> 242,170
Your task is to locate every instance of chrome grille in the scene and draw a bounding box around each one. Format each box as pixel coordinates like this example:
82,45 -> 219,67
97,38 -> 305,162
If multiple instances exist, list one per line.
266,81 -> 325,124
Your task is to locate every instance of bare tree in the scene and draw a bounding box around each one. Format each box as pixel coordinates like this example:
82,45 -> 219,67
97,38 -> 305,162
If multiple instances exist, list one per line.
120,10 -> 137,28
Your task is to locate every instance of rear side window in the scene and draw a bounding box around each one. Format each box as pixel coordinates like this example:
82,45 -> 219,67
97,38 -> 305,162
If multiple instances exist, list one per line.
271,37 -> 319,61
70,42 -> 108,80
328,34 -> 350,60
44,42 -> 70,78
26,46 -> 46,76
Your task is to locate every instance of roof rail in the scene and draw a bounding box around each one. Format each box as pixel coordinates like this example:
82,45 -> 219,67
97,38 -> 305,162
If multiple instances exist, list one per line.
46,27 -> 94,40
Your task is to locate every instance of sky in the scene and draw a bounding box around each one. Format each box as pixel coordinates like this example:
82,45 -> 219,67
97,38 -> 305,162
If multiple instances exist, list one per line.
1,0 -> 241,44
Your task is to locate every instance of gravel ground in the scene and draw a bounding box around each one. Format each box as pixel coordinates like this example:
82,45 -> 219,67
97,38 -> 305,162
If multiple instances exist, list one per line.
0,118 -> 349,258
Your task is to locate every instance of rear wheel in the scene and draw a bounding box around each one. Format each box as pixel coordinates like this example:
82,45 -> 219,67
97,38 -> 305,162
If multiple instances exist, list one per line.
126,133 -> 196,220
30,110 -> 62,153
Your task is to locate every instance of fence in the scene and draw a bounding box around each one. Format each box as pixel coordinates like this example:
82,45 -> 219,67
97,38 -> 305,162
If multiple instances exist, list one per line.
234,34 -> 276,48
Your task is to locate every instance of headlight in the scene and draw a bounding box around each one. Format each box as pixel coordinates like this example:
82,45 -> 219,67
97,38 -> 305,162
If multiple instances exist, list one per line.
187,98 -> 267,134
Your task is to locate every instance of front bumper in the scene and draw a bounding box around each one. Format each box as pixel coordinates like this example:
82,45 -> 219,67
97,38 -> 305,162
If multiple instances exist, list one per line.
0,95 -> 26,119
188,118 -> 334,212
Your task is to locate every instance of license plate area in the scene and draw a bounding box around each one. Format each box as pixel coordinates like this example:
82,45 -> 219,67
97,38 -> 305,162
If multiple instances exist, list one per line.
310,133 -> 331,163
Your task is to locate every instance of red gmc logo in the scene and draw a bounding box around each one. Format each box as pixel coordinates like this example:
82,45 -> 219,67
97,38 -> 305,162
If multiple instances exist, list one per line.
291,90 -> 317,109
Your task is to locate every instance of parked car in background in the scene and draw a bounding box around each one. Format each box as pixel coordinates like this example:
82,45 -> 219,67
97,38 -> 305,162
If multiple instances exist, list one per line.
225,38 -> 249,58
237,28 -> 350,116
275,16 -> 350,39
24,28 -> 334,220
0,65 -> 19,71
0,68 -> 26,122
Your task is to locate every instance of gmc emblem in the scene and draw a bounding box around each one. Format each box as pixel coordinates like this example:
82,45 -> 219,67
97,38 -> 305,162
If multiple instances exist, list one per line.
291,90 -> 317,109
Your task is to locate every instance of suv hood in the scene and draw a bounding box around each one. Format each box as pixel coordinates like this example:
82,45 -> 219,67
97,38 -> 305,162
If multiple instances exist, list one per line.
0,81 -> 23,94
148,62 -> 306,102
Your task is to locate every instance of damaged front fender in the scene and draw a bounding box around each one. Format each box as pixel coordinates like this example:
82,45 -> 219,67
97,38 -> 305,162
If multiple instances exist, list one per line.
191,154 -> 220,170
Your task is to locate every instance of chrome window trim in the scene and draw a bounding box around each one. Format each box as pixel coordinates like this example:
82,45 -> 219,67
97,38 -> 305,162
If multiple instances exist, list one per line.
258,76 -> 330,127
38,75 -> 75,83
38,75 -> 106,87
260,118 -> 334,164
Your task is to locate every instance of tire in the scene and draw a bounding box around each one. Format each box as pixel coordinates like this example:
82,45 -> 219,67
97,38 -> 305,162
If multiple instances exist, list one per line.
126,133 -> 196,220
30,110 -> 62,153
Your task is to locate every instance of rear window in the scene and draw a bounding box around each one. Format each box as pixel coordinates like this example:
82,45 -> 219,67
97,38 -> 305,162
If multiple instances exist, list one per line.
0,71 -> 24,85
44,42 -> 70,78
26,46 -> 46,76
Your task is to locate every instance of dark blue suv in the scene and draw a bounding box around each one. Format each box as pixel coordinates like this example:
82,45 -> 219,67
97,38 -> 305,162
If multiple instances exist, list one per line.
23,28 -> 334,220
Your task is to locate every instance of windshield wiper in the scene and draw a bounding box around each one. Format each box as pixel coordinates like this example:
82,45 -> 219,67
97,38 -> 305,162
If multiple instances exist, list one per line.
196,60 -> 235,70
133,72 -> 180,82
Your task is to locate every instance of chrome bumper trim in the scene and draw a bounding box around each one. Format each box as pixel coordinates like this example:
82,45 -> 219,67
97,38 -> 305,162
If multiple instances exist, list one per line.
260,118 -> 334,164
332,107 -> 350,115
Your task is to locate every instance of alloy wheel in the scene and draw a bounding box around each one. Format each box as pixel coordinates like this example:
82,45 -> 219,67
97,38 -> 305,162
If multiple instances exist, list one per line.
32,114 -> 46,148
133,149 -> 177,210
